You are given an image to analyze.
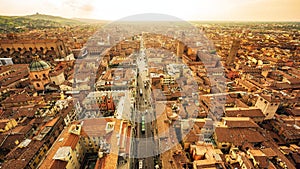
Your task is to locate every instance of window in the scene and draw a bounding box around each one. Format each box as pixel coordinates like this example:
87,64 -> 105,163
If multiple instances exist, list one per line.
35,75 -> 38,79
40,47 -> 44,51
29,47 -> 33,51
51,47 -> 54,50
43,74 -> 46,78
6,48 -> 10,52
36,83 -> 40,87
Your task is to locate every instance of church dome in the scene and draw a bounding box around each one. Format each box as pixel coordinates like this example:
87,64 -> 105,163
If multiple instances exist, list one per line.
29,60 -> 50,72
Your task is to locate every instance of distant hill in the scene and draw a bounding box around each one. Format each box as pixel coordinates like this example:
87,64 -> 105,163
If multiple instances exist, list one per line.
0,13 -> 86,33
72,18 -> 108,24
26,14 -> 83,25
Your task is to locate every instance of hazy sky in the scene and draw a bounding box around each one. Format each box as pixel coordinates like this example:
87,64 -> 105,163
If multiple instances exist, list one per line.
0,0 -> 299,21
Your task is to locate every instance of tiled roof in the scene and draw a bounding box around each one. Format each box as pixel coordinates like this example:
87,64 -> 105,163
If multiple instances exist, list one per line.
50,160 -> 68,169
0,39 -> 59,44
225,108 -> 265,118
2,140 -> 43,168
261,148 -> 277,157
0,133 -> 25,150
215,127 -> 265,146
80,118 -> 113,137
222,117 -> 259,128
64,134 -> 80,150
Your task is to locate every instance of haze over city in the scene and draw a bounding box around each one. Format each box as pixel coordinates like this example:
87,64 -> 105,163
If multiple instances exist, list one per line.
0,0 -> 300,169
0,0 -> 300,21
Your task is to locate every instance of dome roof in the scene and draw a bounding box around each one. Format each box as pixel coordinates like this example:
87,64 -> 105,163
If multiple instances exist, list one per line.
29,60 -> 50,72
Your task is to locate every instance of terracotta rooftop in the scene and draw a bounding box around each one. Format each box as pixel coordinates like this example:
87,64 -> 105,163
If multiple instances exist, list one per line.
221,117 -> 259,128
12,106 -> 37,118
225,108 -> 265,118
80,118 -> 113,137
50,160 -> 68,169
39,123 -> 79,169
0,39 -> 60,44
155,102 -> 171,139
2,140 -> 44,169
64,134 -> 80,150
215,127 -> 265,146
45,116 -> 60,127
10,125 -> 33,134
0,133 -> 25,151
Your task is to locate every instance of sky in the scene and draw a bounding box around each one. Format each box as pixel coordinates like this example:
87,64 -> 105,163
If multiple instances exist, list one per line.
0,0 -> 299,21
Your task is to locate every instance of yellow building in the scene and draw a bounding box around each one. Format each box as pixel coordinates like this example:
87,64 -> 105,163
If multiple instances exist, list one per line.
0,118 -> 17,132
39,123 -> 83,169
52,146 -> 81,169
39,118 -> 132,169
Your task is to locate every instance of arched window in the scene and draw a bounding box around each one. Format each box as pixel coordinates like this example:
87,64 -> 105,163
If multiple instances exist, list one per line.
6,48 -> 10,52
40,47 -> 44,51
43,74 -> 46,78
36,83 -> 40,87
51,47 -> 54,50
35,75 -> 38,79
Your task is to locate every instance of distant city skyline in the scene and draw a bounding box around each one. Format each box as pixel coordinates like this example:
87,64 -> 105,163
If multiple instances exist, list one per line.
0,0 -> 299,21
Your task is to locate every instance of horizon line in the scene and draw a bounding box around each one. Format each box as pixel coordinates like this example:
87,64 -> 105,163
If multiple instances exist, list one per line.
1,13 -> 299,23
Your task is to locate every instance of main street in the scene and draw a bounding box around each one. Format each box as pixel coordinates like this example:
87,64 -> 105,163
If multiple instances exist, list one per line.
132,35 -> 159,169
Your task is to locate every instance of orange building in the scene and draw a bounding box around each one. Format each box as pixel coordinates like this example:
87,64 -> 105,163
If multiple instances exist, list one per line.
0,39 -> 68,64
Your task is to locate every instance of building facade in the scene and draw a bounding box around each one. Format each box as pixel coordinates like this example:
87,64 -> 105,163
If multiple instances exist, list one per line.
0,39 -> 68,64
